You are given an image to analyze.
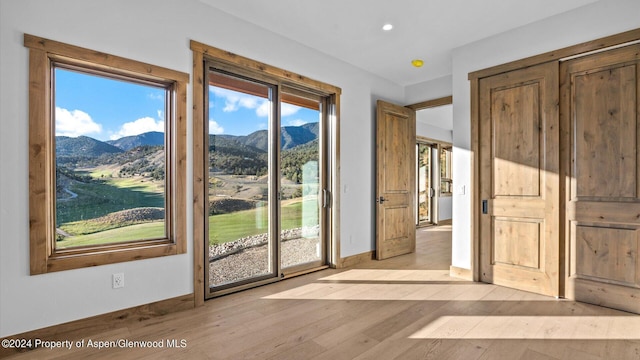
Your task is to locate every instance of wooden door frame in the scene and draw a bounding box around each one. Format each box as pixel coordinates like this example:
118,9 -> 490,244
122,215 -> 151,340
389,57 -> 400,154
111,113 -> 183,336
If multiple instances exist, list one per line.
410,96 -> 454,228
469,28 -> 640,284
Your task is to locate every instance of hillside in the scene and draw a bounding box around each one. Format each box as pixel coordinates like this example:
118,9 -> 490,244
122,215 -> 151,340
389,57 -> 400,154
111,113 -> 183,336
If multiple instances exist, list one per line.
56,136 -> 123,159
209,135 -> 268,176
55,123 -> 319,181
219,122 -> 319,151
107,131 -> 164,151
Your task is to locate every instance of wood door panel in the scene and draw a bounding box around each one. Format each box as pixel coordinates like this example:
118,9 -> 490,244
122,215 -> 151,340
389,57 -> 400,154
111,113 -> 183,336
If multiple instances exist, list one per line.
381,114 -> 413,193
570,201 -> 640,223
573,278 -> 640,314
492,198 -> 545,219
573,64 -> 638,199
379,206 -> 413,258
573,224 -> 638,286
376,100 -> 416,260
479,61 -> 559,297
492,83 -> 541,197
493,218 -> 541,269
563,43 -> 640,313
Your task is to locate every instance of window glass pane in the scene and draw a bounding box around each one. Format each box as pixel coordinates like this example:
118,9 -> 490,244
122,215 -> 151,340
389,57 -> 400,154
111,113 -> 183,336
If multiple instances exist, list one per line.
280,92 -> 323,269
439,146 -> 452,195
54,67 -> 167,249
417,143 -> 431,224
208,71 -> 274,288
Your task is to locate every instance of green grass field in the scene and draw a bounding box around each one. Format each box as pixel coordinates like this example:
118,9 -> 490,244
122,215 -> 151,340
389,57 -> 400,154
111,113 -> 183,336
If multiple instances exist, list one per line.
208,200 -> 312,245
56,222 -> 165,248
56,176 -> 164,225
57,198 -> 314,248
57,168 -> 316,248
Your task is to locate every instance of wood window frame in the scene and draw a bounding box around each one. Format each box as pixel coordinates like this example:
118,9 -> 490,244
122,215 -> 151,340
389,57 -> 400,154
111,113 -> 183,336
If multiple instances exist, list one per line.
439,145 -> 453,197
190,40 -> 341,305
25,34 -> 189,274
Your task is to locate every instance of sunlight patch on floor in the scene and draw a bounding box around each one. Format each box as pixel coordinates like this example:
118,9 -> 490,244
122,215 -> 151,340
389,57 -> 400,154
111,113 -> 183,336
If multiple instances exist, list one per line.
317,269 -> 465,282
418,225 -> 452,232
262,281 -> 558,301
409,315 -> 640,340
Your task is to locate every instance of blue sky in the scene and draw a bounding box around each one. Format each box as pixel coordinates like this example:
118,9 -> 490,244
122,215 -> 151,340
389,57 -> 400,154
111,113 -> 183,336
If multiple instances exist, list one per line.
54,68 -> 319,141
55,68 -> 165,141
208,86 -> 319,136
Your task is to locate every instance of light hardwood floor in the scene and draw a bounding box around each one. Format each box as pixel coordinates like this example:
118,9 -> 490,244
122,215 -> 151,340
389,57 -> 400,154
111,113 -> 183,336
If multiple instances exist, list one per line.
7,225 -> 640,359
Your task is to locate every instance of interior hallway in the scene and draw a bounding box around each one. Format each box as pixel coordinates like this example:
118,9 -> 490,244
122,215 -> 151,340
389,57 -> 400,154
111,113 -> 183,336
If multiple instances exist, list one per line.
7,225 -> 640,359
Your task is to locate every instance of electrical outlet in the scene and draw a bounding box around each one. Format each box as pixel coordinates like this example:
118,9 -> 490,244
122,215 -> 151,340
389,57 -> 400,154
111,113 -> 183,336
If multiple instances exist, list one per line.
112,273 -> 124,289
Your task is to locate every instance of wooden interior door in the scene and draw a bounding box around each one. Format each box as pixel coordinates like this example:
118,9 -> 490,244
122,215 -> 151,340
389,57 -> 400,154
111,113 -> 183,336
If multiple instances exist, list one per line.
563,44 -> 640,313
479,62 -> 560,297
376,100 -> 416,260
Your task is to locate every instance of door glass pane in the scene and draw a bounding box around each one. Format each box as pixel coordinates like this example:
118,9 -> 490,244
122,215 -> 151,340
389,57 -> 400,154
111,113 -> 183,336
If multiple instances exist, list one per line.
417,143 -> 432,225
280,91 -> 323,269
54,67 -> 167,249
207,71 -> 274,288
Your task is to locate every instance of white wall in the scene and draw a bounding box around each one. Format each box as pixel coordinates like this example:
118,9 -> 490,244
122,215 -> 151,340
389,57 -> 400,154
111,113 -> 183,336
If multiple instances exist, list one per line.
0,0 -> 403,337
447,0 -> 640,270
405,75 -> 452,105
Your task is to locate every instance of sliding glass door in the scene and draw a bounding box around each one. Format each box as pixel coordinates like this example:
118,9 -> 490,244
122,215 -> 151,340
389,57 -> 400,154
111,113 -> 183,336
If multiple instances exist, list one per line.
205,67 -> 329,296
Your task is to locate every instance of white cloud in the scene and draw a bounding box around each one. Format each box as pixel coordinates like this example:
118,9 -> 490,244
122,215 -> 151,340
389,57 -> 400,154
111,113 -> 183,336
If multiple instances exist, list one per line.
281,103 -> 301,117
223,101 -> 239,112
147,93 -> 164,101
55,107 -> 102,137
209,120 -> 224,134
209,87 -> 302,118
256,102 -> 301,118
256,101 -> 271,117
110,117 -> 164,140
211,87 -> 252,113
287,119 -> 308,127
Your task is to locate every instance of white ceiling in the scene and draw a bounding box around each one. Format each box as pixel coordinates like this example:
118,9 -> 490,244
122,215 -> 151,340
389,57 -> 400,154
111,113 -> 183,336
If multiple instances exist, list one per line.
198,0 -> 598,86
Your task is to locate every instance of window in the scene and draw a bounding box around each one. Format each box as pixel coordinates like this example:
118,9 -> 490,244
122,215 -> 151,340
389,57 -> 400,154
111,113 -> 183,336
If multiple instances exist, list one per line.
440,146 -> 453,196
25,34 -> 188,274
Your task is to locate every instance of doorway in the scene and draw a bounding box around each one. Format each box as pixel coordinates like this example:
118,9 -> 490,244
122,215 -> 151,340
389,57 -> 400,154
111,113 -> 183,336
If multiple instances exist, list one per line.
413,98 -> 454,227
416,141 -> 436,226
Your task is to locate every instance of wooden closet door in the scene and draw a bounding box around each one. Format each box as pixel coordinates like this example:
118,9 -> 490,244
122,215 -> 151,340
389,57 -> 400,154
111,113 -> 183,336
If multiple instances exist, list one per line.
479,62 -> 560,297
563,44 -> 640,313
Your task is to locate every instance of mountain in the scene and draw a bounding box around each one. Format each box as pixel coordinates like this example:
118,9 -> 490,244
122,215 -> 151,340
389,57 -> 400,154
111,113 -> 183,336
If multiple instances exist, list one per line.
56,136 -> 123,158
217,122 -> 319,152
107,131 -> 164,151
282,123 -> 318,150
209,135 -> 266,158
208,123 -> 319,178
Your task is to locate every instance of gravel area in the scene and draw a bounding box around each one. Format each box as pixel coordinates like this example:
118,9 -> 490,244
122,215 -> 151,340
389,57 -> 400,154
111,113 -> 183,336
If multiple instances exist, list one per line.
209,227 -> 321,286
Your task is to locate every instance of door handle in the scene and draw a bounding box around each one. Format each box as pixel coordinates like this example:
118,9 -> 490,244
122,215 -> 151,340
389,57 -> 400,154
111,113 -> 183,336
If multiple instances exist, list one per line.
482,200 -> 488,214
322,189 -> 330,208
377,196 -> 386,204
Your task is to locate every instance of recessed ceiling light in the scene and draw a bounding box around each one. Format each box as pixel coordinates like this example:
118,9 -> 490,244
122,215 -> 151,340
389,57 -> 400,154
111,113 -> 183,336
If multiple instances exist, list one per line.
382,24 -> 393,31
412,59 -> 424,68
